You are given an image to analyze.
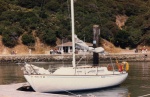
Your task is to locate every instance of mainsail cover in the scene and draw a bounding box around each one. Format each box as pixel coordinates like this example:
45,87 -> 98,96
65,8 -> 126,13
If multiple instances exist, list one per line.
74,35 -> 104,53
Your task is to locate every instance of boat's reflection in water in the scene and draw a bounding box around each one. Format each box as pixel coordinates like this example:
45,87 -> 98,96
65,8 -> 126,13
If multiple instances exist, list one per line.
55,86 -> 129,97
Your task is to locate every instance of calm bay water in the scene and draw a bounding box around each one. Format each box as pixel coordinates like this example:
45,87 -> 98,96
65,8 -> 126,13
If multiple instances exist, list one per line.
0,61 -> 150,97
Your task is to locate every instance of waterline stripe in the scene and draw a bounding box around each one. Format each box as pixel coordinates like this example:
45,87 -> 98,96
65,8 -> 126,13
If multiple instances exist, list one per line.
138,94 -> 150,97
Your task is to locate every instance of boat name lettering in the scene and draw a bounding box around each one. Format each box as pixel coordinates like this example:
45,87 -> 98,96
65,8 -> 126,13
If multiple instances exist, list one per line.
88,70 -> 96,73
31,76 -> 45,78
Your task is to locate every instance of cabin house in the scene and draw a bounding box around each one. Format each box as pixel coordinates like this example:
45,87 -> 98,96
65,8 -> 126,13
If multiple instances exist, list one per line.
57,42 -> 92,54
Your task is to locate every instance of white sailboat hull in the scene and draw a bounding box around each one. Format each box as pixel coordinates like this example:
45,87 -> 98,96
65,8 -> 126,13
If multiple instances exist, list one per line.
24,73 -> 128,93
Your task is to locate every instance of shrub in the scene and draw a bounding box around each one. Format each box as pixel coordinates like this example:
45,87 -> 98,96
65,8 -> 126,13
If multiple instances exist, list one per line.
114,30 -> 130,48
2,30 -> 18,48
41,29 -> 56,46
0,1 -> 8,14
45,1 -> 60,12
126,27 -> 142,48
146,36 -> 150,46
17,0 -> 42,8
101,27 -> 114,42
0,26 -> 5,35
21,34 -> 35,46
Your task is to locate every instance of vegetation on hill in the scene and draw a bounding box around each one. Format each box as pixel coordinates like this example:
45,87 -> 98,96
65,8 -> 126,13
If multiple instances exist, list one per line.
0,0 -> 150,49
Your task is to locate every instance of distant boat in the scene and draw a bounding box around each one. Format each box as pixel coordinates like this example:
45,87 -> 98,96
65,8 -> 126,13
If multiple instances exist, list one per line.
22,0 -> 128,93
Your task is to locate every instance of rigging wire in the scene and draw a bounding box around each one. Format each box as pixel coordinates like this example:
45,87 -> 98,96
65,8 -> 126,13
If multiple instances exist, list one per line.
61,38 -> 64,67
60,0 -> 65,67
81,0 -> 85,65
67,0 -> 71,19
82,0 -> 88,66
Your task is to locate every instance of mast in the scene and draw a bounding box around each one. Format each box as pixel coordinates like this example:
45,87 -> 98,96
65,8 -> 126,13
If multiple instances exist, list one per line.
71,0 -> 76,67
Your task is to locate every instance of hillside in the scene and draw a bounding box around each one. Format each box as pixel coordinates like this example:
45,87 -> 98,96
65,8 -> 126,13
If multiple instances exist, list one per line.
0,35 -> 52,55
0,0 -> 150,54
0,35 -> 130,55
0,12 -> 128,54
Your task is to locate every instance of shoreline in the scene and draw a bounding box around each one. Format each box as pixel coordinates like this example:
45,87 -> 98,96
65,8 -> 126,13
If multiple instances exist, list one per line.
0,53 -> 149,63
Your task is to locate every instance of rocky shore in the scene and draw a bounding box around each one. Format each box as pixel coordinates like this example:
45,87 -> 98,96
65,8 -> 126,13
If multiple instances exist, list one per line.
0,53 -> 149,63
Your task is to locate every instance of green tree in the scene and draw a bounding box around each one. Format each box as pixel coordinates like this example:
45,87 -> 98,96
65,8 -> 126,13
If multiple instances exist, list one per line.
45,1 -> 60,12
101,27 -> 114,42
2,29 -> 18,48
41,29 -> 56,46
114,30 -> 130,48
128,29 -> 142,48
145,35 -> 150,46
124,3 -> 140,16
78,25 -> 93,43
19,12 -> 40,30
21,34 -> 35,46
0,1 -> 8,14
17,0 -> 42,8
0,26 -> 5,35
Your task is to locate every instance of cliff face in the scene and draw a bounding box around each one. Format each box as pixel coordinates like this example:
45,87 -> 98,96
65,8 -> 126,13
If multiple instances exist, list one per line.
116,15 -> 128,29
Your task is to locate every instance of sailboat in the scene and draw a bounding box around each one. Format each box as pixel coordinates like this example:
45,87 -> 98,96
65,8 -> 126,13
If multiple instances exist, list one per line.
22,0 -> 128,93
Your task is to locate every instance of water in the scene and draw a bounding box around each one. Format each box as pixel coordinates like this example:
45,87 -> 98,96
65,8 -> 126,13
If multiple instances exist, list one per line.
0,61 -> 150,97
